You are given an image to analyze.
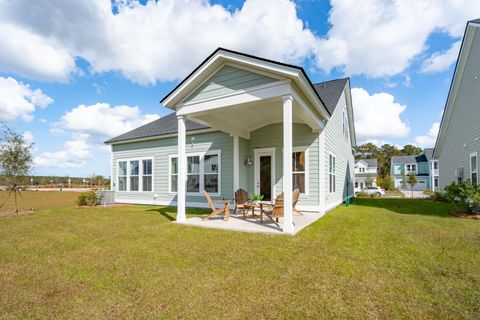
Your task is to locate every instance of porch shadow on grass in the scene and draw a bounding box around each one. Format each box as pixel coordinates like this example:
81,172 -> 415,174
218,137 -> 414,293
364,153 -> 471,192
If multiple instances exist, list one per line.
146,206 -> 210,221
351,198 -> 454,218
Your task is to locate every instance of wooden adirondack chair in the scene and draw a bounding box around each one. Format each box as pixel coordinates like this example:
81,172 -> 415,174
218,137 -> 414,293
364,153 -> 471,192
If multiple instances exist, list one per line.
234,188 -> 249,216
203,191 -> 231,221
261,188 -> 301,227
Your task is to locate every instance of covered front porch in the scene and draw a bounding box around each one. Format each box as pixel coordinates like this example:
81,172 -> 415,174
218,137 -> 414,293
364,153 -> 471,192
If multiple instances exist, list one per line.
162,49 -> 330,234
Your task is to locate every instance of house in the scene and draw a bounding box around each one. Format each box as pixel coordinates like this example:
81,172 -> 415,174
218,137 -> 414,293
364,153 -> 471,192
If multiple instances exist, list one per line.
434,19 -> 480,189
354,159 -> 377,191
105,48 -> 356,234
390,148 -> 439,191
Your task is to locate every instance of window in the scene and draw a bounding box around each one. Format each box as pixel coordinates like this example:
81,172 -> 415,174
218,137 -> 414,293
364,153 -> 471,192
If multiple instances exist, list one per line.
471,152 -> 478,185
117,158 -> 153,192
169,151 -> 221,195
329,154 -> 336,193
130,160 -> 139,191
204,154 -> 219,193
142,159 -> 153,191
292,151 -> 306,193
187,156 -> 200,192
118,161 -> 127,191
405,163 -> 417,174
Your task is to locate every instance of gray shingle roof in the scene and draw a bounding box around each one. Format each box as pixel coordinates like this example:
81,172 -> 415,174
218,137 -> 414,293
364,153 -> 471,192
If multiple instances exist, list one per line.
105,113 -> 208,144
423,148 -> 434,161
391,154 -> 428,164
313,79 -> 349,115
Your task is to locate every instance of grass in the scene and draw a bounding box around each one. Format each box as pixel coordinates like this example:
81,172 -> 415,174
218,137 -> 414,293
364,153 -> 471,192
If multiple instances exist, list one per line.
0,190 -> 78,211
0,196 -> 479,319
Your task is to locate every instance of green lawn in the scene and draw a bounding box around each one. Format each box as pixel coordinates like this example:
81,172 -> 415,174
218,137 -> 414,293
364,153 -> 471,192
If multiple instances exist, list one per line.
0,198 -> 479,319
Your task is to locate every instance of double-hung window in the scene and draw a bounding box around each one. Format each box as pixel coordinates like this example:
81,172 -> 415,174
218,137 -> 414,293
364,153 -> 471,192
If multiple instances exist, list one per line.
471,152 -> 478,185
169,151 -> 221,195
117,158 -> 153,192
292,148 -> 308,194
329,154 -> 336,193
405,163 -> 417,174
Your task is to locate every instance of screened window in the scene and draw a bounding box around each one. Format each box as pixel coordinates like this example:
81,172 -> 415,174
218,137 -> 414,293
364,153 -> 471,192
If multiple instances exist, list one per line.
471,153 -> 478,185
329,154 -> 336,193
204,154 -> 219,193
118,161 -> 127,191
292,151 -> 306,193
117,158 -> 153,192
169,152 -> 221,195
129,160 -> 139,191
142,159 -> 153,191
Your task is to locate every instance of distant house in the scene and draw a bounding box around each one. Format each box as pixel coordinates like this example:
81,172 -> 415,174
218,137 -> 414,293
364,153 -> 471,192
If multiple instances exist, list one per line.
434,19 -> 480,189
391,148 -> 439,191
354,159 -> 377,191
104,48 -> 356,234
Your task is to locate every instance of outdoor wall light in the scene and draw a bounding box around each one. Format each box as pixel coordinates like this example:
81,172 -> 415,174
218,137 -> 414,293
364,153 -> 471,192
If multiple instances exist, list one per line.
245,157 -> 253,166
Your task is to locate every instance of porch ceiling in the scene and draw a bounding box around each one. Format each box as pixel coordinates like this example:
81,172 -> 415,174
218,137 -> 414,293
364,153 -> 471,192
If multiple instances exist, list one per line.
187,96 -> 321,139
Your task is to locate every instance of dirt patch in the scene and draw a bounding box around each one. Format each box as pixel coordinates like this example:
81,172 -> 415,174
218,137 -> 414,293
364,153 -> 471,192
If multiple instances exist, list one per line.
450,211 -> 480,219
0,210 -> 35,217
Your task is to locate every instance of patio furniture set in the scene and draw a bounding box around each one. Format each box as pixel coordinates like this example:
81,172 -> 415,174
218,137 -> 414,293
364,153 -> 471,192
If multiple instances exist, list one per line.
202,188 -> 302,227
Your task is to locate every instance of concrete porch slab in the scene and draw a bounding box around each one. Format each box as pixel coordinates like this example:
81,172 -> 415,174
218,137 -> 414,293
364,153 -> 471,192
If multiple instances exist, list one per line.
176,210 -> 325,235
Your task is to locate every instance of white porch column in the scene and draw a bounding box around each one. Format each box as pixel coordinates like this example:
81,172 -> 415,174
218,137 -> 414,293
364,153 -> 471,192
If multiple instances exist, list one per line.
233,135 -> 240,193
282,95 -> 294,234
177,115 -> 187,222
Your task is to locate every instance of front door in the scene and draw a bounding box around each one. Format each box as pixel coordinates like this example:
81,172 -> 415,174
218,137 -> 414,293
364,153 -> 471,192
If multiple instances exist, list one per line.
254,148 -> 275,201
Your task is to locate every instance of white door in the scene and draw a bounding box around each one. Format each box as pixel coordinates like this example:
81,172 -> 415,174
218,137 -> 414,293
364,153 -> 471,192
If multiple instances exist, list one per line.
254,148 -> 275,201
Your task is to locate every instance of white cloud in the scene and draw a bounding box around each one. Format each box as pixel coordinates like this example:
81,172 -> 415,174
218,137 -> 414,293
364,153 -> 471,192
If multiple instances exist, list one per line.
22,131 -> 34,145
421,41 -> 461,73
2,0 -> 478,83
35,103 -> 159,169
0,76 -> 53,122
39,118 -> 48,124
352,87 -> 410,141
414,122 -> 440,148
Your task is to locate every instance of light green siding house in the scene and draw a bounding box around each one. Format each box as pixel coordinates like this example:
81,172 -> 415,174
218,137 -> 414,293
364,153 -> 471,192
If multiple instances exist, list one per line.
434,19 -> 480,190
106,48 -> 356,233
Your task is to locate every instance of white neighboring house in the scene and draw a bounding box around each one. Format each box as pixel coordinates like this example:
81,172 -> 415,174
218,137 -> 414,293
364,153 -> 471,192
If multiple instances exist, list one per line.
354,159 -> 377,192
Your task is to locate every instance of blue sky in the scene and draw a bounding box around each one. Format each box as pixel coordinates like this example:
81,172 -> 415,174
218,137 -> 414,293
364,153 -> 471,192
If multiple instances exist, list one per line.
0,0 -> 478,177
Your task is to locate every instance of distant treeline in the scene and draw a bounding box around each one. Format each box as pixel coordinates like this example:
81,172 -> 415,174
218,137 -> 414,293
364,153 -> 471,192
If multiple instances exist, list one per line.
0,175 -> 110,186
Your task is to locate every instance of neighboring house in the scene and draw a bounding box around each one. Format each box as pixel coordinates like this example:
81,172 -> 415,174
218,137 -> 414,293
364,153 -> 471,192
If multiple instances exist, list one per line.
434,19 -> 480,189
105,48 -> 356,233
390,148 -> 439,191
354,159 -> 377,191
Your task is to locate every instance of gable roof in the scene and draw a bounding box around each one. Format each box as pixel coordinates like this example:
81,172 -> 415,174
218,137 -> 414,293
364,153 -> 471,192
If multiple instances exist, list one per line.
391,154 -> 428,165
313,79 -> 349,115
105,78 -> 350,144
356,159 -> 378,167
160,47 -> 330,118
105,113 -> 209,144
423,148 -> 434,161
434,19 -> 480,157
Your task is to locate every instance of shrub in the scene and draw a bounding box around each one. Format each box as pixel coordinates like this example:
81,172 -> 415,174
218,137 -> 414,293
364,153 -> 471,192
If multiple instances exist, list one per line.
432,191 -> 448,202
76,190 -> 103,206
378,175 -> 395,190
444,181 -> 480,213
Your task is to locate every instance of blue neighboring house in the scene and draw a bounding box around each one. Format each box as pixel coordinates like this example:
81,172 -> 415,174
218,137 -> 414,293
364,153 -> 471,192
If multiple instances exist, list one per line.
390,148 -> 439,191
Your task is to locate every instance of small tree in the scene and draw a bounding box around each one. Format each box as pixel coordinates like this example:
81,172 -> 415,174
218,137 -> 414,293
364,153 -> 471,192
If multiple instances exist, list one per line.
408,174 -> 418,198
401,171 -> 407,191
0,127 -> 34,212
380,175 -> 394,190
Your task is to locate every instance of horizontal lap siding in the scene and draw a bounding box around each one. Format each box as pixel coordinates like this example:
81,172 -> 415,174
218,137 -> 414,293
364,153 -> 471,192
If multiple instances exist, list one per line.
439,28 -> 480,189
112,132 -> 233,204
323,91 -> 355,207
185,65 -> 277,102
247,123 -> 320,207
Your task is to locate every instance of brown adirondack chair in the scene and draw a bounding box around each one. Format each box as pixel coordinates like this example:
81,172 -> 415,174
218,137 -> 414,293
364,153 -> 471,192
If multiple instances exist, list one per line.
234,188 -> 249,216
203,191 -> 231,221
261,188 -> 301,227
292,188 -> 302,216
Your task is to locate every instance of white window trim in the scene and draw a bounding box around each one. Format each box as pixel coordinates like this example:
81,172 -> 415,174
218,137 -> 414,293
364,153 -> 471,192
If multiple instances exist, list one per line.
116,156 -> 155,193
328,152 -> 336,194
168,149 -> 222,196
470,152 -> 478,184
405,163 -> 418,175
293,146 -> 309,195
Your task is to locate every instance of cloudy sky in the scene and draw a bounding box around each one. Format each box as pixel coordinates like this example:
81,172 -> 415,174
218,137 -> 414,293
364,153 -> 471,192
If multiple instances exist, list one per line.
1,0 -> 478,177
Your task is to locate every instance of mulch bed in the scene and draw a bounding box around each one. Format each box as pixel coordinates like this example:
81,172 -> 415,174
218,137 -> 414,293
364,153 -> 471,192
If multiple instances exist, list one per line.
450,211 -> 480,219
0,210 -> 35,217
